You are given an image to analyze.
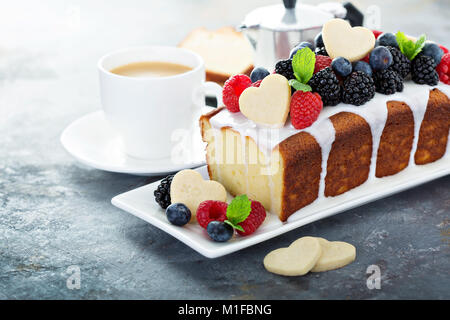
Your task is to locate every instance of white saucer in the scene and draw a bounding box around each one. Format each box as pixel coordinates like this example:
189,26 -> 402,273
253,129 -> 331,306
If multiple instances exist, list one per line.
60,107 -> 214,176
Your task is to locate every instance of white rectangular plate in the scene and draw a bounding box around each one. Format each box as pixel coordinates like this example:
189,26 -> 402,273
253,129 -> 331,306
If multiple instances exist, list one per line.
112,158 -> 449,258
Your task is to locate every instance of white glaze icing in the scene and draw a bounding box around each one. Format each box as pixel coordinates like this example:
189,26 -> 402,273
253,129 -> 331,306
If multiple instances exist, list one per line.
208,82 -> 450,202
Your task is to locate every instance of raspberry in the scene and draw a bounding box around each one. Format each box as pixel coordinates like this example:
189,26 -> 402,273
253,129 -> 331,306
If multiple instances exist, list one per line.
236,201 -> 266,236
439,45 -> 449,54
196,200 -> 228,229
437,53 -> 450,84
314,55 -> 332,74
438,63 -> 448,74
442,53 -> 450,65
372,30 -> 383,39
361,54 -> 370,63
290,91 -> 323,129
222,74 -> 252,112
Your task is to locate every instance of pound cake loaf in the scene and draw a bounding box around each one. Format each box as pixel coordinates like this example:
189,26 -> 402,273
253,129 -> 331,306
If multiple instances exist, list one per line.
201,85 -> 450,221
200,19 -> 450,222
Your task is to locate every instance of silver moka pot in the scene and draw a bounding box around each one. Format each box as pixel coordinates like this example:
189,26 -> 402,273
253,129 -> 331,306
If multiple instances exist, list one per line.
239,0 -> 344,70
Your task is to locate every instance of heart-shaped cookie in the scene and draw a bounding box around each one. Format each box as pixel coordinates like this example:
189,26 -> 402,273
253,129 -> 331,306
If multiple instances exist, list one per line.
263,236 -> 322,276
311,238 -> 356,272
170,169 -> 227,220
322,18 -> 375,62
239,74 -> 291,128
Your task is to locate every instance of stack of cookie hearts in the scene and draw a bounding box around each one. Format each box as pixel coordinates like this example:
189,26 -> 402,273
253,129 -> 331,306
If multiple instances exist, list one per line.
264,236 -> 356,276
154,169 -> 266,242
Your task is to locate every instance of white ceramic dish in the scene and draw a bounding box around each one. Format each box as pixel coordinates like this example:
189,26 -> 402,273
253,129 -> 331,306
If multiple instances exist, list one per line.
112,157 -> 449,258
60,107 -> 213,176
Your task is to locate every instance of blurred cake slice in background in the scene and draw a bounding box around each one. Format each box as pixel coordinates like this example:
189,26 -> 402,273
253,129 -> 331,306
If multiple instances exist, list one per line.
179,27 -> 254,85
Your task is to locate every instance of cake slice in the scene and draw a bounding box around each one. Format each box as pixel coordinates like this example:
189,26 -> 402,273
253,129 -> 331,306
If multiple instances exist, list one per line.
179,27 -> 253,84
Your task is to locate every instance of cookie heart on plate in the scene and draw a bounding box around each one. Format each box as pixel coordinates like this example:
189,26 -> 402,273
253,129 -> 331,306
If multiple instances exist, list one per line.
239,74 -> 291,128
170,169 -> 227,220
263,236 -> 322,276
311,238 -> 356,272
322,18 -> 375,62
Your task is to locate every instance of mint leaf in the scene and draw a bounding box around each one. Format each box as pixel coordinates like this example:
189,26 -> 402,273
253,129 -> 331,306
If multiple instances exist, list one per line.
289,79 -> 312,92
396,32 -> 409,55
225,194 -> 251,229
292,47 -> 316,84
224,220 -> 244,232
412,34 -> 426,60
396,31 -> 427,60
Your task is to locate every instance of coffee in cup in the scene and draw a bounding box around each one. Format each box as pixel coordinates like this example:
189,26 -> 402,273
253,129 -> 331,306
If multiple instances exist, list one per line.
110,61 -> 193,78
98,46 -> 223,160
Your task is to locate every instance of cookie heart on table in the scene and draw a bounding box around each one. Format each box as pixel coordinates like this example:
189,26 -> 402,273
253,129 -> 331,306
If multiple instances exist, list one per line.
322,18 -> 375,62
310,238 -> 356,272
239,73 -> 291,128
263,236 -> 322,276
170,169 -> 226,220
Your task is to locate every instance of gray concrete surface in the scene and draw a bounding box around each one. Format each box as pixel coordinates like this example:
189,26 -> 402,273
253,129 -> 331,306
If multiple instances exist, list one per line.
0,0 -> 449,299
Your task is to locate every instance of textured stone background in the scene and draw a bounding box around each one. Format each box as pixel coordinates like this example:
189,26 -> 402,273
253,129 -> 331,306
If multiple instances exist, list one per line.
0,0 -> 449,299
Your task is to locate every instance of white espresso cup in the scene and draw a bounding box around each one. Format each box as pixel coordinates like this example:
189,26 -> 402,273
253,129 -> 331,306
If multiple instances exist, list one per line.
98,46 -> 222,159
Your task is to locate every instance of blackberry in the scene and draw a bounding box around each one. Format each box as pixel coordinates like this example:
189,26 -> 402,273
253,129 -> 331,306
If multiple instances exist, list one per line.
342,71 -> 375,106
411,55 -> 439,86
154,174 -> 174,209
308,67 -> 341,106
387,46 -> 410,79
315,46 -> 328,56
373,69 -> 404,95
275,59 -> 295,80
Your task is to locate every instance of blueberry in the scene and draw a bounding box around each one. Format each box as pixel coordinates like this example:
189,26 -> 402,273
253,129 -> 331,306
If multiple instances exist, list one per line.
353,61 -> 373,77
250,67 -> 270,83
376,32 -> 398,48
206,221 -> 233,242
331,57 -> 352,77
289,41 -> 314,58
420,42 -> 444,65
314,32 -> 324,48
369,46 -> 393,71
165,203 -> 191,226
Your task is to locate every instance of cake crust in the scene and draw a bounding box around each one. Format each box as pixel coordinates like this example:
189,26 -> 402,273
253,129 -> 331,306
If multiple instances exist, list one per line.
415,89 -> 450,164
278,132 -> 322,221
376,101 -> 415,177
325,112 -> 373,197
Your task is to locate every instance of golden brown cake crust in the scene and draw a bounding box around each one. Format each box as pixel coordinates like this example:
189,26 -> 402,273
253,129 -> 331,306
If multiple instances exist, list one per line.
376,101 -> 415,177
278,132 -> 322,221
325,112 -> 373,197
415,89 -> 450,164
